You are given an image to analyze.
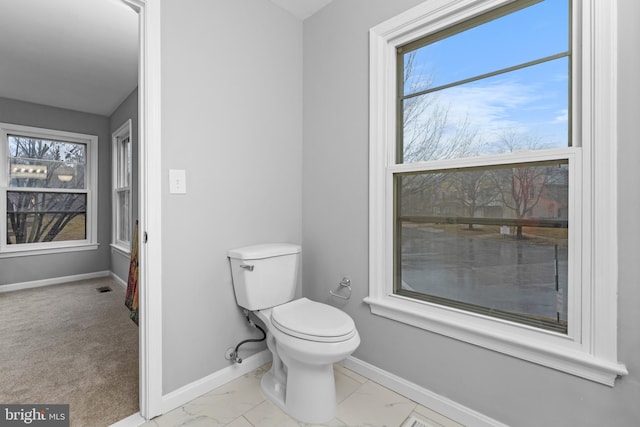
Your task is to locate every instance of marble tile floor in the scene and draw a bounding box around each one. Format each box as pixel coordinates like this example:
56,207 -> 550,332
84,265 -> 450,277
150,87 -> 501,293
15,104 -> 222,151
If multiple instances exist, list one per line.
141,363 -> 464,427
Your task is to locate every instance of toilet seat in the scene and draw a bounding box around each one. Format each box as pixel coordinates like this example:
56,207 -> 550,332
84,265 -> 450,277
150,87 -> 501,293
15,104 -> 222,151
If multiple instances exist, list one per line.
271,298 -> 356,343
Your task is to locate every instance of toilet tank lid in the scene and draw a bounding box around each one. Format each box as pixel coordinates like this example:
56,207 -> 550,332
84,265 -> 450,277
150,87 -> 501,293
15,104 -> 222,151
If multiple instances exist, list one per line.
228,243 -> 301,260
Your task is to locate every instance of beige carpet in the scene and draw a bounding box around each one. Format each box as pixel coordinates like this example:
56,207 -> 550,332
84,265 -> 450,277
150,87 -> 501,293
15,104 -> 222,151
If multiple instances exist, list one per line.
0,277 -> 139,427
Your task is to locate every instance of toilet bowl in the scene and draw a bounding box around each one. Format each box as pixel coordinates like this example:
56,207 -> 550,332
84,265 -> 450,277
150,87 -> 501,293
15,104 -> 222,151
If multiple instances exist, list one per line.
254,298 -> 360,423
228,244 -> 360,423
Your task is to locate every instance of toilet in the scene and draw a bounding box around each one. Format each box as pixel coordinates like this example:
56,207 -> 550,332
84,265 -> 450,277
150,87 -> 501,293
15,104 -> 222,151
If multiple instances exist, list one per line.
228,243 -> 360,424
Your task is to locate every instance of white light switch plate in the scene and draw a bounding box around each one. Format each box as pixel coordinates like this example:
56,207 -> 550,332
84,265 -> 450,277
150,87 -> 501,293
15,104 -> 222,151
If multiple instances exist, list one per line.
169,169 -> 187,194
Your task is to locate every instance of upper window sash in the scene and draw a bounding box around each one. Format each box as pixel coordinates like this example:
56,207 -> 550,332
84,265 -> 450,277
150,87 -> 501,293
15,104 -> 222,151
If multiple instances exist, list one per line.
398,0 -> 570,96
396,0 -> 572,165
8,134 -> 87,183
116,135 -> 131,189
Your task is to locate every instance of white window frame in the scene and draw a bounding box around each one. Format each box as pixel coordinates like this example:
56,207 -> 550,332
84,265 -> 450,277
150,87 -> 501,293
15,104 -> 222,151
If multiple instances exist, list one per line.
0,123 -> 99,257
111,119 -> 133,254
366,0 -> 627,386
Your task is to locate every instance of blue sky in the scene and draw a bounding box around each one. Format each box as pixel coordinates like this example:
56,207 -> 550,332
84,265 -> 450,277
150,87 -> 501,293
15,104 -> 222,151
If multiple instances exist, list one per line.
404,0 -> 570,155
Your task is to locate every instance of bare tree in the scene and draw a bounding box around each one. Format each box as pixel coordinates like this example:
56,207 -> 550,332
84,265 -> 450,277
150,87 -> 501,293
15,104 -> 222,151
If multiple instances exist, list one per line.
7,137 -> 86,244
401,52 -> 477,164
490,132 -> 556,239
400,52 -> 479,216
448,169 -> 498,229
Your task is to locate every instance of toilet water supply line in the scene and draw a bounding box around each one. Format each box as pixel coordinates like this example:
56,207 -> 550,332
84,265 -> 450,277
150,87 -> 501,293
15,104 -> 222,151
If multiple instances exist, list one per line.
227,309 -> 266,364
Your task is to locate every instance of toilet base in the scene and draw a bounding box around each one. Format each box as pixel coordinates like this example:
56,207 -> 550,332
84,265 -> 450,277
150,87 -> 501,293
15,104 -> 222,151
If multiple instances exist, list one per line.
253,306 -> 359,424
260,370 -> 287,411
260,360 -> 337,424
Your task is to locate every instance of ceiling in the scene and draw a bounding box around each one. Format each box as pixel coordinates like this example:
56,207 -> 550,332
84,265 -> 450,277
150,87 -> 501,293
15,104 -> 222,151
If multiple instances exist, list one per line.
0,0 -> 138,116
0,0 -> 333,117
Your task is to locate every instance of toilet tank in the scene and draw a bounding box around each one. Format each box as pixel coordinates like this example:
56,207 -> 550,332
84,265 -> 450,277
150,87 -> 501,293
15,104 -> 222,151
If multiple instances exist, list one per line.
228,243 -> 301,310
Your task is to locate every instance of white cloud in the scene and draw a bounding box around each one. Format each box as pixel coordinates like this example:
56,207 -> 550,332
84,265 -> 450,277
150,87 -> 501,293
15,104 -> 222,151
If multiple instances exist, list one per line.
554,109 -> 568,123
430,78 -> 566,145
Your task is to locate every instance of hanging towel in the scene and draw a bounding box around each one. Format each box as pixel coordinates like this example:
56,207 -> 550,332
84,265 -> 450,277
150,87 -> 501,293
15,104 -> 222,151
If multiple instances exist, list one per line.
125,220 -> 139,325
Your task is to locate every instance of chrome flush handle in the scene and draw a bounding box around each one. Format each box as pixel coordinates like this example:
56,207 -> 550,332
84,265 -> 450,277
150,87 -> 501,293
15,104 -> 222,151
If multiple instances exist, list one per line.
240,264 -> 254,271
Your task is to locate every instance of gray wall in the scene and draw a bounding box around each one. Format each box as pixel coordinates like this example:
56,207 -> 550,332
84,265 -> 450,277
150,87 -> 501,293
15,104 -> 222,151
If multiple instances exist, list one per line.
160,0 -> 302,393
109,88 -> 139,283
302,1 -> 640,426
0,97 -> 111,286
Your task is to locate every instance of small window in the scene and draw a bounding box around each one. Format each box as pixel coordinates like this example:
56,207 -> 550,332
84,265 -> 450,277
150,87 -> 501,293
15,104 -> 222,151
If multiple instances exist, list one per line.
1,124 -> 98,256
112,120 -> 132,252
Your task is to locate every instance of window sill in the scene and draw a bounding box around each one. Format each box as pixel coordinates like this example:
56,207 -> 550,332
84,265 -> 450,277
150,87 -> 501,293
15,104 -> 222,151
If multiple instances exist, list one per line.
110,243 -> 131,256
364,295 -> 628,386
0,243 -> 100,258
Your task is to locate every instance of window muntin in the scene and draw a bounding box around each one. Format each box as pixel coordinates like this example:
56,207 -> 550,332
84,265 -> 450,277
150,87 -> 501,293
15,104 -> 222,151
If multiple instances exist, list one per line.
6,135 -> 89,245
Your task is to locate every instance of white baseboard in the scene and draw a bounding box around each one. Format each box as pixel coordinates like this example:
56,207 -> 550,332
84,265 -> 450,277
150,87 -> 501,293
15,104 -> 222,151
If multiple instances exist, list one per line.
110,271 -> 128,289
109,412 -> 146,427
0,271 -> 112,293
161,349 -> 272,414
342,356 -> 508,427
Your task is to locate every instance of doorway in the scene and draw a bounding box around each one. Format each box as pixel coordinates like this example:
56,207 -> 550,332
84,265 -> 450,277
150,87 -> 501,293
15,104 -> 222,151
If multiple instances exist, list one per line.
120,0 -> 163,421
0,0 -> 163,423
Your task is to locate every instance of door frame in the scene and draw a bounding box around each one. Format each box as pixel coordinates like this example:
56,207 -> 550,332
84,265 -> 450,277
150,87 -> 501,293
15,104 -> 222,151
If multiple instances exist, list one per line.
121,0 -> 163,419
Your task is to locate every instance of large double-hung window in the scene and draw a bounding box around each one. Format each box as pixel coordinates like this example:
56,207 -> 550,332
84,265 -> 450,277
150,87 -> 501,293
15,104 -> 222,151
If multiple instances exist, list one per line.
1,123 -> 98,256
368,0 -> 627,385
